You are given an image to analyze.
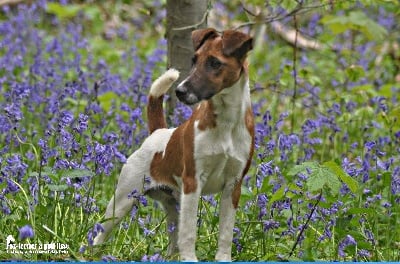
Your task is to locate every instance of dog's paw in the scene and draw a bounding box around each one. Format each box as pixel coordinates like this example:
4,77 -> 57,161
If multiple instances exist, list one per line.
149,68 -> 180,97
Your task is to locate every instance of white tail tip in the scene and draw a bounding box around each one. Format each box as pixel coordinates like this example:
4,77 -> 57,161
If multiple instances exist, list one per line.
149,68 -> 180,97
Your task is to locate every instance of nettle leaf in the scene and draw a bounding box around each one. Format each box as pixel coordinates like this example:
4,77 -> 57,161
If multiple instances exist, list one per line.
323,161 -> 359,193
288,161 -> 358,196
306,166 -> 341,195
287,161 -> 319,177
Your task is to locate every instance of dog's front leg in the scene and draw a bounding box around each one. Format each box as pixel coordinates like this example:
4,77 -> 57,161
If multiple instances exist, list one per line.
178,179 -> 201,261
215,179 -> 241,261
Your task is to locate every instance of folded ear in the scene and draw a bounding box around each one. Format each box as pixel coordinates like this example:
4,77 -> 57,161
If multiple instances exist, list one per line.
192,28 -> 219,51
222,30 -> 253,62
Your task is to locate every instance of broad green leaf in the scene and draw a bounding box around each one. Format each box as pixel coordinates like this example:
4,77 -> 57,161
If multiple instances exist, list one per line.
306,166 -> 341,195
268,187 -> 285,207
287,161 -> 319,177
323,161 -> 359,193
321,11 -> 388,40
60,168 -> 94,178
47,184 -> 68,192
46,3 -> 81,19
98,91 -> 119,112
347,207 -> 375,215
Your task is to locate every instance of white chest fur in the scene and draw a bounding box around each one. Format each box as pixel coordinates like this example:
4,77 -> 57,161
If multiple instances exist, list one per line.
193,77 -> 252,194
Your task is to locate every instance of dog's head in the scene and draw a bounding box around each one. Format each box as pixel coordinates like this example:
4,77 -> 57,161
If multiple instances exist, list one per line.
176,28 -> 253,105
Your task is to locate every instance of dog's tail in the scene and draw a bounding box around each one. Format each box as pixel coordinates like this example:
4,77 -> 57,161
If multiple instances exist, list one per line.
147,69 -> 180,134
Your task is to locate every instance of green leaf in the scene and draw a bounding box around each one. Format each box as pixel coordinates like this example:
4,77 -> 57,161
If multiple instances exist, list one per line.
323,161 -> 359,193
98,91 -> 119,112
268,187 -> 285,207
306,166 -> 341,195
47,184 -> 68,192
287,161 -> 319,177
321,11 -> 388,40
60,168 -> 94,178
347,207 -> 375,215
345,65 -> 365,82
46,3 -> 81,19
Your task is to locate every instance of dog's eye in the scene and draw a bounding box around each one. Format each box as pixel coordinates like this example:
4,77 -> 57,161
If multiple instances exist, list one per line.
207,56 -> 223,70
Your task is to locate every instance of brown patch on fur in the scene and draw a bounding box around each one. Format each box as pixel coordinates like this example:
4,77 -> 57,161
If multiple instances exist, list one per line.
149,118 -> 198,194
147,95 -> 167,134
194,101 -> 217,130
231,106 -> 255,209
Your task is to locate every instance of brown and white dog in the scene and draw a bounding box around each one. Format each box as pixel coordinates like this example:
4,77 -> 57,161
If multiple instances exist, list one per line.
93,28 -> 254,261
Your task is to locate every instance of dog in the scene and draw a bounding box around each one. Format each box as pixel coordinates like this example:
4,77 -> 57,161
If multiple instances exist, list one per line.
93,28 -> 254,261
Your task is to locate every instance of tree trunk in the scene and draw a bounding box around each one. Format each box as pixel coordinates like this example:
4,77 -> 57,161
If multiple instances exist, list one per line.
166,0 -> 208,119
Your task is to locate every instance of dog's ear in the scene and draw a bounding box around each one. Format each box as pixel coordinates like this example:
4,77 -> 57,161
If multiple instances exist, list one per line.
222,30 -> 253,62
192,28 -> 218,51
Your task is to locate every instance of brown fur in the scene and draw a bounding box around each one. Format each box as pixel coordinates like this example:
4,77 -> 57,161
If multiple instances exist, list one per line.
147,95 -> 167,134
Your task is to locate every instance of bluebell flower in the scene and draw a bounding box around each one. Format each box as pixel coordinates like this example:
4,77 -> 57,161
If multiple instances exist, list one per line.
141,253 -> 164,262
79,245 -> 86,253
102,255 -> 117,262
87,223 -> 104,246
338,234 -> 357,257
19,225 -> 34,240
357,249 -> 371,258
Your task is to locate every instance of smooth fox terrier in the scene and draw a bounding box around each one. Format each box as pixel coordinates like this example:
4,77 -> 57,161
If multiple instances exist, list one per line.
93,28 -> 254,261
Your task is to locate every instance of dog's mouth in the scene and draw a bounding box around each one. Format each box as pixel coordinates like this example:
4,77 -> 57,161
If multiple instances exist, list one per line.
176,85 -> 216,105
176,90 -> 200,105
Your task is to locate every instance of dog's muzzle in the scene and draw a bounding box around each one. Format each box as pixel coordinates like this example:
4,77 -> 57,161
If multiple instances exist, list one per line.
175,81 -> 200,105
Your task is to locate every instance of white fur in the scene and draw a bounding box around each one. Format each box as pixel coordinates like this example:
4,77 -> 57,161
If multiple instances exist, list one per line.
149,68 -> 180,97
177,76 -> 252,261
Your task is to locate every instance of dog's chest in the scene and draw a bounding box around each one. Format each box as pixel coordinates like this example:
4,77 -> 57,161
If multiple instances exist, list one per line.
194,120 -> 251,194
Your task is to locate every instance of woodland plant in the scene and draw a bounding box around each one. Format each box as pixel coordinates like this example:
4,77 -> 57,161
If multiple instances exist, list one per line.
0,0 -> 399,261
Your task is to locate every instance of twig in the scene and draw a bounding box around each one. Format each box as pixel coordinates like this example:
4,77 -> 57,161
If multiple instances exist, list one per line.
288,191 -> 322,258
172,9 -> 209,31
271,21 -> 323,50
0,0 -> 24,6
235,2 -> 330,30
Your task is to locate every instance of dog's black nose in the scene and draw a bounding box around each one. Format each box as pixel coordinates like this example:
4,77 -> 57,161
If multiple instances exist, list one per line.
175,83 -> 187,99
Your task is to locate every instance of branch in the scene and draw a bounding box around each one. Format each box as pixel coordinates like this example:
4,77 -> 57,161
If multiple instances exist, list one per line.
288,191 -> 322,258
236,2 -> 329,50
0,0 -> 24,6
172,9 -> 209,31
271,21 -> 323,50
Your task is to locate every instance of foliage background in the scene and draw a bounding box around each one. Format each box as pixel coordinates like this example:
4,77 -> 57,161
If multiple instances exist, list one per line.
0,0 -> 399,261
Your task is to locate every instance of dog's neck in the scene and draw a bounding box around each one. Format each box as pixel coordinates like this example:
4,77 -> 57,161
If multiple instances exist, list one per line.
209,70 -> 250,126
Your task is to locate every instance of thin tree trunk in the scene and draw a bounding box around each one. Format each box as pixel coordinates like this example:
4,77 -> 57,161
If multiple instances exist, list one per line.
166,0 -> 208,120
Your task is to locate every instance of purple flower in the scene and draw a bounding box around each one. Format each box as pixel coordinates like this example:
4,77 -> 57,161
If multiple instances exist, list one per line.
338,234 -> 357,257
128,189 -> 147,206
79,245 -> 86,253
357,249 -> 371,258
87,223 -> 104,246
141,253 -> 164,262
263,219 -> 280,231
19,225 -> 34,240
102,255 -> 117,262
75,113 -> 88,133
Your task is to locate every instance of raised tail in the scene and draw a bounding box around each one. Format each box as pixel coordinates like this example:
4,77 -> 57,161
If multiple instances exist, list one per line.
147,69 -> 180,134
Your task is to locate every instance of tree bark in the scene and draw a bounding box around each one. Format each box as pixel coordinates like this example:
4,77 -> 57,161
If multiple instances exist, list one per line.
166,0 -> 208,119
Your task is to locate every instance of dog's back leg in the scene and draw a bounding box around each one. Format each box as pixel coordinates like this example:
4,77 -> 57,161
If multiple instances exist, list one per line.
93,158 -> 145,246
145,186 -> 180,257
